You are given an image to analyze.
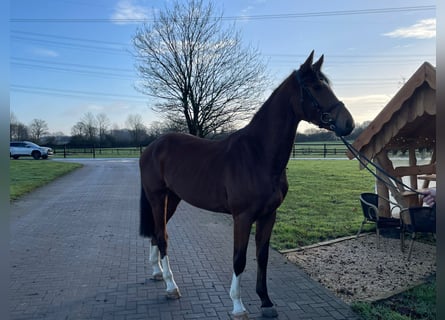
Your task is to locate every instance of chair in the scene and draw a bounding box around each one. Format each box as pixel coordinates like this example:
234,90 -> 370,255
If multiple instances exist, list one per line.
400,205 -> 436,261
357,192 -> 401,248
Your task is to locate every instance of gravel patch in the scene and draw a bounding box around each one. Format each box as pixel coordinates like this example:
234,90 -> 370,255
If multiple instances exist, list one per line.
283,232 -> 436,303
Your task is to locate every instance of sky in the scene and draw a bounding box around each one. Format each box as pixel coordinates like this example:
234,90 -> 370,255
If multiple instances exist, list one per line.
10,0 -> 436,136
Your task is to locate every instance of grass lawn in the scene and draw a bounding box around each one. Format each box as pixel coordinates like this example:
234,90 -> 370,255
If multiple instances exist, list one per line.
10,160 -> 83,200
272,159 -> 375,250
352,277 -> 436,320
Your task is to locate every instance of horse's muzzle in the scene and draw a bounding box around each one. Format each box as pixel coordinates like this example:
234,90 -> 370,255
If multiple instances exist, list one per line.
334,117 -> 355,137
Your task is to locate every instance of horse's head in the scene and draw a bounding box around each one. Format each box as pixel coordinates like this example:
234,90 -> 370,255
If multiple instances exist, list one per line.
294,51 -> 354,137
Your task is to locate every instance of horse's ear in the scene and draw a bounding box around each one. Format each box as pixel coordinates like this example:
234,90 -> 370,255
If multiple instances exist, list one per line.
300,50 -> 315,73
313,54 -> 324,72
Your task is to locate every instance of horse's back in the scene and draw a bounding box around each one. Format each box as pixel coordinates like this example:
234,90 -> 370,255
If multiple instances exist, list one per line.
141,132 -> 223,168
140,133 -> 231,211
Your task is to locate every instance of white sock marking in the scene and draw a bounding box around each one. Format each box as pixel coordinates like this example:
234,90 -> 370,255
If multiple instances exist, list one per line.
149,244 -> 163,277
161,255 -> 179,293
230,272 -> 247,315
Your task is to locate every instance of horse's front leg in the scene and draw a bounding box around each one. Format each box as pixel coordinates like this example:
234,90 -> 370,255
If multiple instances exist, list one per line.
255,211 -> 278,318
230,215 -> 253,320
160,254 -> 180,299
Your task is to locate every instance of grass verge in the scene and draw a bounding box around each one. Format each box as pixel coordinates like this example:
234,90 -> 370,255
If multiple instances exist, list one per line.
10,160 -> 82,200
351,277 -> 436,320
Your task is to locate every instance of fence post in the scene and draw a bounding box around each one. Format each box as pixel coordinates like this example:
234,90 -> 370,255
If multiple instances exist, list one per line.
64,144 -> 67,158
323,144 -> 327,158
93,145 -> 96,158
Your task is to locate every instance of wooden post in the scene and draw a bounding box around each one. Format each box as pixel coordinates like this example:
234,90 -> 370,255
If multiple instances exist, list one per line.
408,147 -> 417,191
374,151 -> 397,217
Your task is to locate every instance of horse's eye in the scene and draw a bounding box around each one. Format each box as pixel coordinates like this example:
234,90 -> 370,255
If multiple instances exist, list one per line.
313,84 -> 323,90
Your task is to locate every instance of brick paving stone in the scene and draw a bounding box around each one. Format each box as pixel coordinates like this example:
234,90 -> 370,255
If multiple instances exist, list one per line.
10,159 -> 359,320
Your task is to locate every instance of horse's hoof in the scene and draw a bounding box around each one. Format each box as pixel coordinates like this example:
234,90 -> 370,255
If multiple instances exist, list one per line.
233,311 -> 249,320
150,273 -> 163,281
261,306 -> 278,318
166,288 -> 181,299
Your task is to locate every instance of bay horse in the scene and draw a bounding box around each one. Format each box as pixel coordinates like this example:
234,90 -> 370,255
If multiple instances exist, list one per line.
139,51 -> 354,319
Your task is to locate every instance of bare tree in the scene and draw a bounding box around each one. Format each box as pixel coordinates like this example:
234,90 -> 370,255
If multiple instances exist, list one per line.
96,113 -> 110,147
10,112 -> 18,140
10,112 -> 29,141
29,119 -> 49,143
126,114 -> 147,146
71,112 -> 98,144
81,112 -> 98,144
133,0 -> 269,137
71,122 -> 85,137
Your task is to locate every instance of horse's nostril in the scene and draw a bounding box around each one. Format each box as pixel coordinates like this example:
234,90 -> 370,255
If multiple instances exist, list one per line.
350,121 -> 355,130
345,119 -> 355,134
336,119 -> 355,137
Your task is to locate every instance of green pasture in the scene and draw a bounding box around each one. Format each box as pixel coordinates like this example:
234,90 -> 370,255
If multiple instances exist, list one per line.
50,143 -> 352,159
272,159 -> 374,250
52,147 -> 141,158
9,160 -> 82,200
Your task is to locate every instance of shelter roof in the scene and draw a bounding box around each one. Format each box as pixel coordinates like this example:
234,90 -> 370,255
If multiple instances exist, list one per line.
348,62 -> 436,159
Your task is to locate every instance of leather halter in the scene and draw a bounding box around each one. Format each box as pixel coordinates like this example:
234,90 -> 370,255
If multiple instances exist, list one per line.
295,70 -> 344,131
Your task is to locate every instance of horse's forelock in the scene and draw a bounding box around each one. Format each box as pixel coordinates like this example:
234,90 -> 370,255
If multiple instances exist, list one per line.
299,67 -> 331,87
318,71 -> 331,86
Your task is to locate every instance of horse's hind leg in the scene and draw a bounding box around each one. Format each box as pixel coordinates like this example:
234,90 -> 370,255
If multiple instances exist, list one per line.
152,192 -> 181,299
149,241 -> 163,281
148,192 -> 180,282
140,186 -> 164,281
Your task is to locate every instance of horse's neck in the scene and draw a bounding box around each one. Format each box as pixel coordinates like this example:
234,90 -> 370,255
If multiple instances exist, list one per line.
244,73 -> 302,174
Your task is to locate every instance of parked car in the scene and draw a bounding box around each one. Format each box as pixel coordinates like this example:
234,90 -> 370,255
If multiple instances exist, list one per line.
10,141 -> 54,160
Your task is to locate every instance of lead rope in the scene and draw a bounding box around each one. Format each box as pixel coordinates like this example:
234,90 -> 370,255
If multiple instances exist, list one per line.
339,136 -> 426,196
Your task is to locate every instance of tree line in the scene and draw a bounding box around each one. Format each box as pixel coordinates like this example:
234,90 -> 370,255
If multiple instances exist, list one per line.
10,110 -> 370,148
9,111 -> 180,148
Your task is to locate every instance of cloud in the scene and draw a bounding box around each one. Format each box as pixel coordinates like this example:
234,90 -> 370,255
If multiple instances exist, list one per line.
33,48 -> 59,57
342,94 -> 390,124
383,18 -> 436,39
237,6 -> 254,22
111,0 -> 149,24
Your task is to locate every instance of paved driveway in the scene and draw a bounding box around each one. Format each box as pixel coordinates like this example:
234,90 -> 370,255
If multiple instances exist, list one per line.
10,159 -> 359,319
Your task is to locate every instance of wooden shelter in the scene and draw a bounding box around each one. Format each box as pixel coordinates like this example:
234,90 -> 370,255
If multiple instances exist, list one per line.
347,62 -> 436,217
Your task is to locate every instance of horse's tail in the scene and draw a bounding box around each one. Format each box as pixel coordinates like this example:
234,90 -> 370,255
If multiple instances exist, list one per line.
140,186 -> 154,238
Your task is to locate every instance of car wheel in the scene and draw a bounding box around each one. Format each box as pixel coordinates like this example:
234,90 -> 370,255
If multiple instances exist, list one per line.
12,155 -> 19,159
42,155 -> 48,160
32,151 -> 41,160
